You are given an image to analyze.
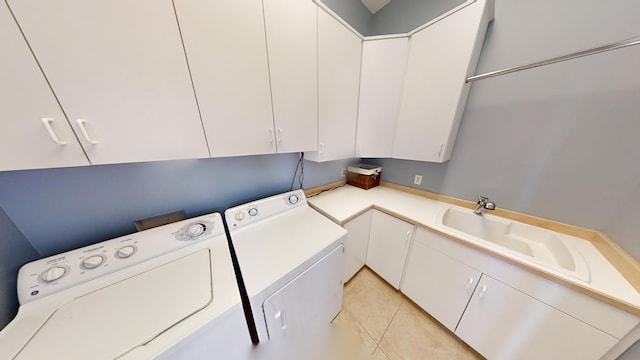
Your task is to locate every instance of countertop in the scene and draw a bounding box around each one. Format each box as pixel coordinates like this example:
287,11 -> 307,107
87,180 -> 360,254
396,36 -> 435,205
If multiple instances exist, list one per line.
306,181 -> 640,316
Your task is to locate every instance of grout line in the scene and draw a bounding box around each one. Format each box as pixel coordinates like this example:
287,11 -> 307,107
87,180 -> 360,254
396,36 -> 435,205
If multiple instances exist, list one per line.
373,294 -> 404,354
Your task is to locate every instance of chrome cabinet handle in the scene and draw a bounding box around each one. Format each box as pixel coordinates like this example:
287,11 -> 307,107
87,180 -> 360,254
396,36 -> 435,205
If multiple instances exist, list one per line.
41,118 -> 66,145
478,284 -> 487,298
268,128 -> 274,143
76,119 -> 97,144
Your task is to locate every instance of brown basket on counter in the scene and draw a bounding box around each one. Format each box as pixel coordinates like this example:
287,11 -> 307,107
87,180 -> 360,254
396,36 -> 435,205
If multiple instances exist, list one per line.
346,164 -> 382,190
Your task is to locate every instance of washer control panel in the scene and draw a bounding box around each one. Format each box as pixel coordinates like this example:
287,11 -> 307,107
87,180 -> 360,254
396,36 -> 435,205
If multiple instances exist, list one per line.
17,213 -> 225,305
225,190 -> 307,229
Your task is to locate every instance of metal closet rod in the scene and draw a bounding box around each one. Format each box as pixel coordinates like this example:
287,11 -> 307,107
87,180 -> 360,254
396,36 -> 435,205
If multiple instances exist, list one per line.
466,35 -> 640,83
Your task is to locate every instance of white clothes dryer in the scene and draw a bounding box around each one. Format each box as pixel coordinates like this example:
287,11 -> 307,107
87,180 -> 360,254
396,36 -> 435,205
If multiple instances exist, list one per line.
0,212 -> 251,360
225,190 -> 347,342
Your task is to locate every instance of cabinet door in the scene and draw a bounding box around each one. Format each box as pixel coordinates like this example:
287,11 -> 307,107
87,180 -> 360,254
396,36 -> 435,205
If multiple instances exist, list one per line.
456,275 -> 618,360
8,0 -> 209,165
263,0 -> 318,153
263,245 -> 343,340
0,4 -> 89,171
174,0 -> 276,157
343,210 -> 373,282
356,38 -> 408,158
402,230 -> 481,331
307,10 -> 362,162
366,210 -> 414,289
393,0 -> 490,162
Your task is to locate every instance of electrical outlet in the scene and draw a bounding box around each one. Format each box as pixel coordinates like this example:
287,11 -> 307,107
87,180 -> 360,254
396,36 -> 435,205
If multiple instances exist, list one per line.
341,168 -> 346,177
414,175 -> 423,185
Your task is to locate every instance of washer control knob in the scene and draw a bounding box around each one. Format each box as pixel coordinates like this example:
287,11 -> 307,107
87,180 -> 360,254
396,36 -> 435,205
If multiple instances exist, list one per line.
82,255 -> 105,269
288,194 -> 299,205
248,208 -> 259,217
41,266 -> 67,283
234,212 -> 245,221
116,245 -> 136,259
186,223 -> 207,238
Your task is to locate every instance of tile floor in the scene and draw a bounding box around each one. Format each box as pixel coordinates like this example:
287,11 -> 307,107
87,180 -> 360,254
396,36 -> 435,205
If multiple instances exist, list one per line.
333,267 -> 484,360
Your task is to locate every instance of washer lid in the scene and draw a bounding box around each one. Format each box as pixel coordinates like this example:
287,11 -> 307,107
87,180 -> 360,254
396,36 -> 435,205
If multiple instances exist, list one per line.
14,250 -> 213,360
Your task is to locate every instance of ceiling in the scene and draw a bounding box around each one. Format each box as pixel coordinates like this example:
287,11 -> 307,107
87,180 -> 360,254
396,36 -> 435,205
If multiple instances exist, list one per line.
361,0 -> 391,14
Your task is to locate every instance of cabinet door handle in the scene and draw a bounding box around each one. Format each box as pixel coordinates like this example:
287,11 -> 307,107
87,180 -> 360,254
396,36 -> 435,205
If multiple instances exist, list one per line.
478,284 -> 487,298
465,277 -> 474,290
268,128 -> 274,143
276,128 -> 283,144
405,229 -> 412,245
41,118 -> 67,145
76,119 -> 98,144
319,142 -> 325,154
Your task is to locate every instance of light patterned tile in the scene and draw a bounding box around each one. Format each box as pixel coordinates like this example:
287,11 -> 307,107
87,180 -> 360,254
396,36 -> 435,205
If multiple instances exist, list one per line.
379,298 -> 461,360
372,347 -> 390,360
343,267 -> 403,342
332,309 -> 378,355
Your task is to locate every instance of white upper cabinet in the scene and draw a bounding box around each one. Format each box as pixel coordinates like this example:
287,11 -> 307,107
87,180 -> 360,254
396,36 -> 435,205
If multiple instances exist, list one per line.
0,3 -> 89,172
355,37 -> 409,158
263,0 -> 318,153
393,0 -> 491,162
307,10 -> 362,162
7,0 -> 209,165
174,0 -> 276,157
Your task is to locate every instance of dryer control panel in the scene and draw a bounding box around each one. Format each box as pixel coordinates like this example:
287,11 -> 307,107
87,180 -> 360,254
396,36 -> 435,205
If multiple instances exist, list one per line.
16,212 -> 226,305
225,189 -> 307,230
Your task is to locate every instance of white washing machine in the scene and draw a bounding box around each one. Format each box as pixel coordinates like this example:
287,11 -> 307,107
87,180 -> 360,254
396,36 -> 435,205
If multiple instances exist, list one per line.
225,190 -> 347,343
0,212 -> 251,360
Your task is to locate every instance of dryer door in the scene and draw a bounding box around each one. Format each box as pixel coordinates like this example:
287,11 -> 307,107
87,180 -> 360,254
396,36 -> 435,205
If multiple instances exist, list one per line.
14,250 -> 212,360
262,245 -> 344,340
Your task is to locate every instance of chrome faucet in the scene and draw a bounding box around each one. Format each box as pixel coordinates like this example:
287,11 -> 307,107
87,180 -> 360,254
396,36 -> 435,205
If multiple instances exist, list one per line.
474,196 -> 496,215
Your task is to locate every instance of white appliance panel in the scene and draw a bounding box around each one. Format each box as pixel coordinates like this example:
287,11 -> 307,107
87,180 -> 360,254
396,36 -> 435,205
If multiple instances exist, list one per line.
263,245 -> 344,339
231,207 -> 347,297
15,250 -> 212,360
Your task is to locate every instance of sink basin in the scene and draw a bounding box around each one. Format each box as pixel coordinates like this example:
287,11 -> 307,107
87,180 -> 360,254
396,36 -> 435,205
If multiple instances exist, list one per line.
439,207 -> 590,282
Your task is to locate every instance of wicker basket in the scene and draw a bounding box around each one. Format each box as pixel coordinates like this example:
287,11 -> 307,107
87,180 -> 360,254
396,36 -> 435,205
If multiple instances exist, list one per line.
347,164 -> 382,190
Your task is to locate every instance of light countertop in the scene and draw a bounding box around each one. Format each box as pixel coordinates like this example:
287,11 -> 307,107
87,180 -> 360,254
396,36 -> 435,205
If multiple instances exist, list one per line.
307,182 -> 640,316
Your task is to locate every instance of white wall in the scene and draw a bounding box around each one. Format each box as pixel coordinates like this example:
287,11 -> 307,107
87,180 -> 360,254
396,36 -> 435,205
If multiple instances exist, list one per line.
365,0 -> 640,262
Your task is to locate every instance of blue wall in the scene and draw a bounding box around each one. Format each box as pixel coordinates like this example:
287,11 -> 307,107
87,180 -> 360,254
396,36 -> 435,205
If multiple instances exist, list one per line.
370,0 -> 464,35
363,0 -> 640,263
320,0 -> 373,35
0,154 -> 353,257
0,206 -> 38,329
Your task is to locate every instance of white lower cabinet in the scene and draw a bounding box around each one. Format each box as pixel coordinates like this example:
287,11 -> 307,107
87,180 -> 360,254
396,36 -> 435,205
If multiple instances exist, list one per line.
402,226 -> 625,360
402,239 -> 480,332
366,210 -> 414,289
456,274 -> 618,360
342,210 -> 373,282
